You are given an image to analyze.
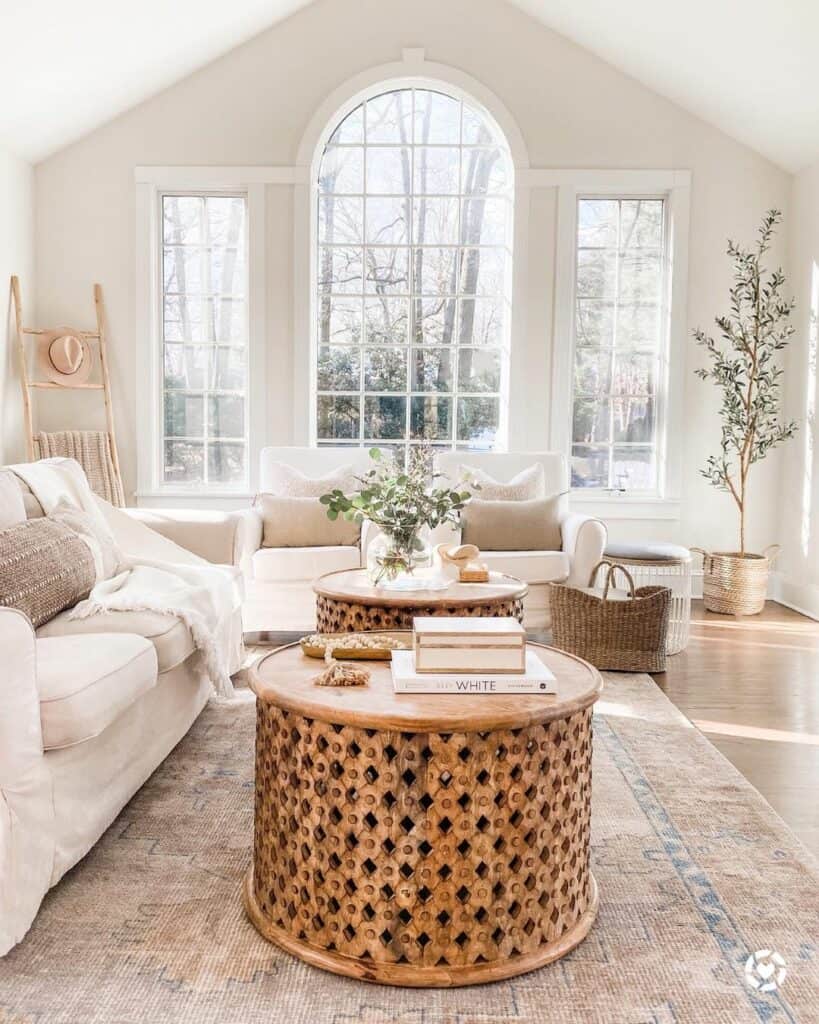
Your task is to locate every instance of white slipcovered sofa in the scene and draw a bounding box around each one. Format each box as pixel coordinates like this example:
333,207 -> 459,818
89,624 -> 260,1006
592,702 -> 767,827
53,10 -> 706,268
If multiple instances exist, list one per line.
434,451 -> 606,628
0,468 -> 243,955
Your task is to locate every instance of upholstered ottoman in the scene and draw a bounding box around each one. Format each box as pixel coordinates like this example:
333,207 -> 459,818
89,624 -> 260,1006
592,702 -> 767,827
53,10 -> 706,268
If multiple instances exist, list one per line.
603,542 -> 692,654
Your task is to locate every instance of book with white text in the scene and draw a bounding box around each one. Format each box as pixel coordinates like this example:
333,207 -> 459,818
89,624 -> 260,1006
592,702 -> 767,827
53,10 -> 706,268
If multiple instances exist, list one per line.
391,649 -> 557,694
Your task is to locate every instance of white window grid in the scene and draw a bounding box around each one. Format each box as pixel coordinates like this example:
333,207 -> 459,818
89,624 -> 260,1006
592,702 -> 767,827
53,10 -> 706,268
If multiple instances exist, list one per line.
569,195 -> 670,494
159,191 -> 250,489
314,88 -> 513,458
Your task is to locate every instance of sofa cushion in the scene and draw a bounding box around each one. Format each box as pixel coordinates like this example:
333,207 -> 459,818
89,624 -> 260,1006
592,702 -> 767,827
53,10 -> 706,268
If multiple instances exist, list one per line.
461,495 -> 565,551
265,461 -> 356,497
16,477 -> 45,519
480,549 -> 570,584
0,470 -> 26,529
256,495 -> 360,548
252,545 -> 361,583
460,462 -> 545,501
37,608 -> 194,673
36,633 -> 157,750
0,518 -> 96,627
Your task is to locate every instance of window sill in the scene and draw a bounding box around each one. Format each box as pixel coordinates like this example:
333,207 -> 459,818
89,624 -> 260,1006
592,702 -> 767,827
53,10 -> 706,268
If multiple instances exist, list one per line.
570,495 -> 681,521
135,490 -> 254,510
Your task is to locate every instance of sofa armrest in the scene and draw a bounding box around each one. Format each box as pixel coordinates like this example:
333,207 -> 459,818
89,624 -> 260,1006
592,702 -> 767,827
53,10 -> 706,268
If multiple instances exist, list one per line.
560,512 -> 607,587
124,508 -> 252,567
0,609 -> 55,955
235,506 -> 264,577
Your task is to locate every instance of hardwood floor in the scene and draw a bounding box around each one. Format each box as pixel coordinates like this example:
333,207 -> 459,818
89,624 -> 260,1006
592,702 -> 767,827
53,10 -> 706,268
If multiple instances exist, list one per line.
243,599 -> 819,860
656,600 -> 819,859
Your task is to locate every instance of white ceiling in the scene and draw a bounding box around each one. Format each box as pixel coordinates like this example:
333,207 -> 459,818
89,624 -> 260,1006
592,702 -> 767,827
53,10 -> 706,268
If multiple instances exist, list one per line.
2,0 -> 818,171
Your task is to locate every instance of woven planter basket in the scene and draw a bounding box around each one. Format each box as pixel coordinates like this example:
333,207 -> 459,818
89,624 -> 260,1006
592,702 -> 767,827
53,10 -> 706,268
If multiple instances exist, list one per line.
549,562 -> 671,673
692,545 -> 779,616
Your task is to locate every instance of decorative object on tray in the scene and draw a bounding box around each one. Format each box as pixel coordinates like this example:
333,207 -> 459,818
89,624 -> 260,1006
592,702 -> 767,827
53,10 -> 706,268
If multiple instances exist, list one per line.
692,210 -> 797,615
549,560 -> 671,672
413,615 -> 525,673
320,447 -> 472,589
435,542 -> 489,583
603,542 -> 692,654
299,631 -> 409,660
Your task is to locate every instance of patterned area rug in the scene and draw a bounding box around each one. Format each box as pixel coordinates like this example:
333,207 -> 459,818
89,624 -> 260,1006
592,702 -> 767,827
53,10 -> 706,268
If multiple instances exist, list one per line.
1,673 -> 818,1024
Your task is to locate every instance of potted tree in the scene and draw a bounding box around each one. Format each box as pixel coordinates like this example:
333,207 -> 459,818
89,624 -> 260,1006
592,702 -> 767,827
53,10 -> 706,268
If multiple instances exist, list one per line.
693,209 -> 798,615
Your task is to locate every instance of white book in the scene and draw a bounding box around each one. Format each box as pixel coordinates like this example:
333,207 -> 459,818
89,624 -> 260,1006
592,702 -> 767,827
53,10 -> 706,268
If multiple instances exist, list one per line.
391,649 -> 557,694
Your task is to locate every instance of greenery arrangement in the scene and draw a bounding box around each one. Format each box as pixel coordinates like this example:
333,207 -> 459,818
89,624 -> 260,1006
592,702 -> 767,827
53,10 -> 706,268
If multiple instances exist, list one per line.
694,209 -> 798,554
320,447 -> 472,583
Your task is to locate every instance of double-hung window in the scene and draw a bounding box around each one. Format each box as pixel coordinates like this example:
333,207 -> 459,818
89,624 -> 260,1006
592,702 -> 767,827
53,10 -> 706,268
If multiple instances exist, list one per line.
160,193 -> 249,488
570,197 -> 668,493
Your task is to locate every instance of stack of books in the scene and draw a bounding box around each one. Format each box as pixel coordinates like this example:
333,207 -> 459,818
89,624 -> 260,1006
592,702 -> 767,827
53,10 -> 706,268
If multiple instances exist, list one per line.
391,616 -> 556,694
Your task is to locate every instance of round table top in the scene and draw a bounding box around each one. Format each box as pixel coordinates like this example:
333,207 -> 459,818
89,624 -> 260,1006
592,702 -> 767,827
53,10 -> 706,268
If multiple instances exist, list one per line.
250,641 -> 602,732
312,568 -> 528,607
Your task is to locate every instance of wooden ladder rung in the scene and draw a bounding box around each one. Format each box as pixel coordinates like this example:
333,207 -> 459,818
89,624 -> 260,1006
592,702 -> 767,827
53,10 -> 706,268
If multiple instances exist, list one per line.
28,381 -> 105,390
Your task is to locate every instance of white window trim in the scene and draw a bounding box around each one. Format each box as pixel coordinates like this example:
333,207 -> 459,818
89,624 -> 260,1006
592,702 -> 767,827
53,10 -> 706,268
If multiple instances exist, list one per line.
550,170 -> 690,520
134,173 -> 267,503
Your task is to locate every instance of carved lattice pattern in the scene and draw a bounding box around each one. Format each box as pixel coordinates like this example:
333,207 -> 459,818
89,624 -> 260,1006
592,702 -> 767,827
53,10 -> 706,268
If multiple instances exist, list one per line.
315,596 -> 525,634
251,702 -> 593,970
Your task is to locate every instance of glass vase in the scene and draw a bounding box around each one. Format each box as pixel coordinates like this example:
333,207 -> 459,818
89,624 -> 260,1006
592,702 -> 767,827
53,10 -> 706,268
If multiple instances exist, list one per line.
366,527 -> 433,589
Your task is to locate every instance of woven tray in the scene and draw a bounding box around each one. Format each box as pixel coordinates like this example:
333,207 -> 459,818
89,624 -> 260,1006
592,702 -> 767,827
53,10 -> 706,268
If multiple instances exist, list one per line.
299,631 -> 410,661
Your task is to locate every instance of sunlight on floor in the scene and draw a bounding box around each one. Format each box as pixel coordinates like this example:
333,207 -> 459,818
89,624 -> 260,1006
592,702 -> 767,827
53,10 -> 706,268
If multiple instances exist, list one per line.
693,719 -> 819,746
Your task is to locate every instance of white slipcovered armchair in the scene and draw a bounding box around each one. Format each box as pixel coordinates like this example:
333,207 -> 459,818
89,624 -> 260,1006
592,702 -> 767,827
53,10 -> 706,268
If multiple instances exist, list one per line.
434,451 -> 606,628
241,447 -> 375,632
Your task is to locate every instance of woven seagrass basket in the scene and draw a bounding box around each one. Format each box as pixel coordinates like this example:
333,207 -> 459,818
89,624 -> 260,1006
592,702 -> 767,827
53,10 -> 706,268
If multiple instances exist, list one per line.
550,561 -> 671,673
692,545 -> 779,616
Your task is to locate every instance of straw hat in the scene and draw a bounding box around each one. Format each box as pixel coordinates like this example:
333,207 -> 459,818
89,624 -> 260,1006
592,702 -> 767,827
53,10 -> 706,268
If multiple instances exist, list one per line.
36,329 -> 93,386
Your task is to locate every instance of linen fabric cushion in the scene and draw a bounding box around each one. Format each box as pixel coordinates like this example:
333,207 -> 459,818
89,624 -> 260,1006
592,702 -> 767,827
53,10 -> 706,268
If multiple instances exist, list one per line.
48,499 -> 123,581
265,462 -> 356,497
0,470 -> 26,529
460,463 -> 545,501
257,495 -> 361,548
0,518 -> 96,627
461,494 -> 565,551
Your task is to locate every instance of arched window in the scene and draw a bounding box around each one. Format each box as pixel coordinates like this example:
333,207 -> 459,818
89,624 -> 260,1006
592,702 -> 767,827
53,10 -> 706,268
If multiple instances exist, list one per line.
314,86 -> 513,457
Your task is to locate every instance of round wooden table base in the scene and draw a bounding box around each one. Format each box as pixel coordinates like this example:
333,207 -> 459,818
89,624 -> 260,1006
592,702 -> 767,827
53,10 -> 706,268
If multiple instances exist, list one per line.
246,694 -> 596,987
315,594 -> 525,633
243,869 -> 598,988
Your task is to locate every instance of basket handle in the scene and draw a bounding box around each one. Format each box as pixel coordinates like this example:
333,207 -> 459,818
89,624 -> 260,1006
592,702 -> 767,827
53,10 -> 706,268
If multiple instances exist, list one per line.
762,544 -> 781,564
689,546 -> 713,573
587,560 -> 610,588
601,562 -> 636,601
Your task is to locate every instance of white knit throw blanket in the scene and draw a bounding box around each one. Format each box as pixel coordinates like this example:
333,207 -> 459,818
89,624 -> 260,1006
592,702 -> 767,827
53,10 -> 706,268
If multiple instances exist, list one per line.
12,458 -> 236,699
69,560 -> 235,699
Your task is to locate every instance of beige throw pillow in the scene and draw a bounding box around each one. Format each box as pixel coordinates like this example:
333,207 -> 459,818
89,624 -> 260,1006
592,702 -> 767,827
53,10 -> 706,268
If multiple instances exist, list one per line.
461,494 -> 566,551
257,495 -> 361,548
49,500 -> 123,581
0,518 -> 96,627
460,463 -> 545,501
0,470 -> 26,529
266,462 -> 356,497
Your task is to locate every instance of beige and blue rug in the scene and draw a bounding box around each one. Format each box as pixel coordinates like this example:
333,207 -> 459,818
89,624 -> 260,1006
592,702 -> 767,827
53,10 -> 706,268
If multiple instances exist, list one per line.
1,672 -> 818,1024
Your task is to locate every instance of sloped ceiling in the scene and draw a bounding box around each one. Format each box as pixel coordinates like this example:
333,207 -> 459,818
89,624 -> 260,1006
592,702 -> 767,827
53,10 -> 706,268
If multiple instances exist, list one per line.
1,0 -> 817,171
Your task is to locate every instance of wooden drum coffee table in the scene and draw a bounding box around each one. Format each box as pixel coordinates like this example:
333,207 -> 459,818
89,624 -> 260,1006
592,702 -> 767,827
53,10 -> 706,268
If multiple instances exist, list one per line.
244,641 -> 601,987
313,568 -> 528,633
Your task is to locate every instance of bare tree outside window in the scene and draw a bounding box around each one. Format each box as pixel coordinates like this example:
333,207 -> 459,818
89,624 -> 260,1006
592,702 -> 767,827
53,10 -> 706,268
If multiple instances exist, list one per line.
316,88 -> 512,460
162,194 -> 248,487
570,198 -> 666,492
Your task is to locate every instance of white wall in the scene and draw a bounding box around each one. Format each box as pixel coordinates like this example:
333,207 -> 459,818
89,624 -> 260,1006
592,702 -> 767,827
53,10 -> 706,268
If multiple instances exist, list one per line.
0,147 -> 35,464
32,0 -> 791,552
778,161 -> 819,617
